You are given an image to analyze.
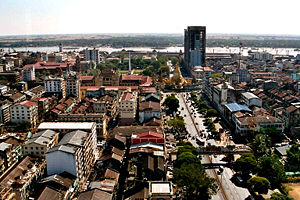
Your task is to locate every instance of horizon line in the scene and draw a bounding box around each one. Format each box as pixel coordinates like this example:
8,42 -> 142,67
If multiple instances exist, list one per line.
1,32 -> 300,38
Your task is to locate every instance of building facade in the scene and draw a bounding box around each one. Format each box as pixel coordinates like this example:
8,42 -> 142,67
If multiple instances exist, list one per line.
46,129 -> 97,184
84,48 -> 101,64
66,75 -> 80,98
184,26 -> 206,76
119,92 -> 138,125
23,130 -> 59,157
22,65 -> 35,81
44,76 -> 66,98
10,100 -> 38,128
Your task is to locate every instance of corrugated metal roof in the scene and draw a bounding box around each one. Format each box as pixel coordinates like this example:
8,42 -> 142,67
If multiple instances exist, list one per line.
225,102 -> 251,113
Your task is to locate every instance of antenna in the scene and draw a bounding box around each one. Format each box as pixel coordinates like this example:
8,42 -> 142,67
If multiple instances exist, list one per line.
128,52 -> 132,74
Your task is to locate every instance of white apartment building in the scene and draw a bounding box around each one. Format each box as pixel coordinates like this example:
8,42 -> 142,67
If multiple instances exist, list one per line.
10,100 -> 38,128
84,48 -> 100,64
22,65 -> 35,81
119,92 -> 137,125
66,76 -> 80,98
44,76 -> 66,98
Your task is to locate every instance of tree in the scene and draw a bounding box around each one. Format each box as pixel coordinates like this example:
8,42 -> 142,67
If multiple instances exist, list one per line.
257,155 -> 285,188
173,163 -> 218,200
261,127 -> 284,144
211,73 -> 223,78
285,143 -> 300,172
249,134 -> 271,158
267,192 -> 293,200
167,117 -> 185,132
177,144 -> 198,157
233,153 -> 257,175
177,152 -> 200,167
157,55 -> 168,65
163,95 -> 179,114
205,109 -> 218,118
142,68 -> 153,76
16,121 -> 31,132
158,65 -> 170,77
247,176 -> 270,194
170,56 -> 178,66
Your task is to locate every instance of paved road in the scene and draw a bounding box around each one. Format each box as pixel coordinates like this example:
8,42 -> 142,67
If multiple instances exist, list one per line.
177,93 -> 225,200
177,92 -> 250,200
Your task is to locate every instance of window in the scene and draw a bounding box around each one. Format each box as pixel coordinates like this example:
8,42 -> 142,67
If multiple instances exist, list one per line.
25,147 -> 28,149
36,147 -> 39,150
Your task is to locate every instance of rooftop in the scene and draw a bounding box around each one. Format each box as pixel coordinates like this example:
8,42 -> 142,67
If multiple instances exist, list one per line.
58,130 -> 88,147
225,102 -> 251,113
150,182 -> 172,194
38,122 -> 95,130
242,92 -> 259,100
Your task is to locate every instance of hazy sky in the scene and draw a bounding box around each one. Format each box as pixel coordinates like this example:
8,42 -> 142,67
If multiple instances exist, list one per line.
0,0 -> 299,36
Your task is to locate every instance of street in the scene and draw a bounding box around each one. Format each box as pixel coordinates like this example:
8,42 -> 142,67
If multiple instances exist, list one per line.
176,92 -> 250,200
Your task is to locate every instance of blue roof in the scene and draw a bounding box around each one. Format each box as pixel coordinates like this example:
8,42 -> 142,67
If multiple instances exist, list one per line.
225,102 -> 251,113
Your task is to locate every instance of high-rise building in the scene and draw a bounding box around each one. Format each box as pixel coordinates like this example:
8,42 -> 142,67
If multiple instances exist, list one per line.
59,43 -> 63,52
184,26 -> 206,76
84,48 -> 100,64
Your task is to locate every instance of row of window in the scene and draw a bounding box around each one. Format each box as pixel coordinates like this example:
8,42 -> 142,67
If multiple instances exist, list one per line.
24,146 -> 45,150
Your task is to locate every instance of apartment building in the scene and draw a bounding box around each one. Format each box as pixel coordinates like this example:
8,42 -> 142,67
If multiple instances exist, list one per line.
38,122 -> 97,136
23,130 -> 59,157
0,102 -> 10,124
22,65 -> 35,81
233,113 -> 284,136
119,91 -> 138,125
66,75 -> 80,98
84,48 -> 100,64
44,76 -> 66,98
10,100 -> 38,128
57,113 -> 108,138
46,129 -> 97,184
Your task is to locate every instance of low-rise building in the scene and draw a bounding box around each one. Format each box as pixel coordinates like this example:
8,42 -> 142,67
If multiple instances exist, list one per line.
0,156 -> 45,200
10,100 -> 38,128
241,92 -> 262,107
139,101 -> 161,123
23,130 -> 59,157
233,113 -> 284,136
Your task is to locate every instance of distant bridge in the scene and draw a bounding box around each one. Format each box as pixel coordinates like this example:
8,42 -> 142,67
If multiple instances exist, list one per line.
199,145 -> 252,155
202,163 -> 229,169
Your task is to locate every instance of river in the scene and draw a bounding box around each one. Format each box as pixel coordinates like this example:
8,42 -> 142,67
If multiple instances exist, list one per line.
1,46 -> 299,56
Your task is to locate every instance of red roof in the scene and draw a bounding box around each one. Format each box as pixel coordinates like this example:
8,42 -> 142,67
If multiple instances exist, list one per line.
121,92 -> 133,101
131,131 -> 164,145
19,100 -> 36,107
23,61 -> 71,70
79,76 -> 94,81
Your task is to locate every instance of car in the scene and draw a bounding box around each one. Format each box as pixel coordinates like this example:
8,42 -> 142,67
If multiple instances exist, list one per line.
236,175 -> 243,184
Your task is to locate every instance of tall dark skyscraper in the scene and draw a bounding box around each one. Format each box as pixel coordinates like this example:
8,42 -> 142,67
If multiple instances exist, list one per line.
184,26 -> 206,75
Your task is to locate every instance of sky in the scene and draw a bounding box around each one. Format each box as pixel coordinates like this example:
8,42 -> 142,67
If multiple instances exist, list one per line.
0,0 -> 299,36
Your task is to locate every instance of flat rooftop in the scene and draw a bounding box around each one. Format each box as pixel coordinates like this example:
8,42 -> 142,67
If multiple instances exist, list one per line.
150,182 -> 172,194
38,122 -> 95,130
